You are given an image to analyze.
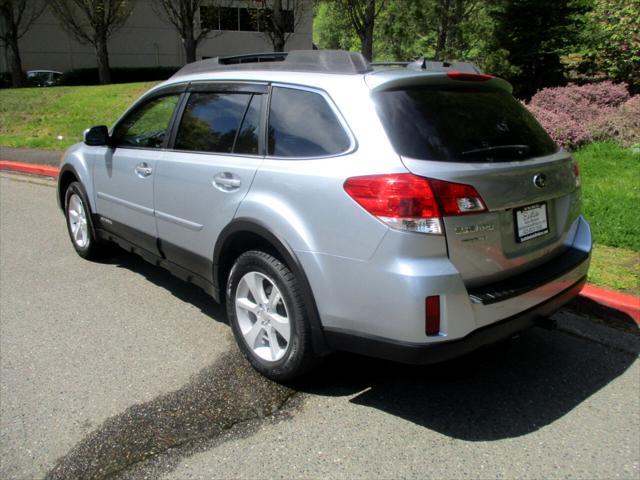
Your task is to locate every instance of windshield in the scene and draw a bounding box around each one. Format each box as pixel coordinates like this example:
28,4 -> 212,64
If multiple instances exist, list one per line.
373,87 -> 558,162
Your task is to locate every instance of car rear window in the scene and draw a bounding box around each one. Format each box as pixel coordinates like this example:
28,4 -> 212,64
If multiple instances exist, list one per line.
267,87 -> 351,158
373,87 -> 558,162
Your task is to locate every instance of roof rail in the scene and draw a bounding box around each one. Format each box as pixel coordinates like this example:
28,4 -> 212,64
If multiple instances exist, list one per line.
171,50 -> 372,78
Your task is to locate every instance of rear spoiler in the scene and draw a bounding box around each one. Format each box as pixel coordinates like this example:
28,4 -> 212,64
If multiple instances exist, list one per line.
365,70 -> 513,94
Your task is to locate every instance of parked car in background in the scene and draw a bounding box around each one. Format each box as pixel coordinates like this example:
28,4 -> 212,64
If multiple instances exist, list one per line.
27,70 -> 62,87
56,50 -> 591,381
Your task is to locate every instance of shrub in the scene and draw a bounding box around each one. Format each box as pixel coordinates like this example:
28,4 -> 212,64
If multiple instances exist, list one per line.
590,96 -> 640,148
526,81 -> 632,149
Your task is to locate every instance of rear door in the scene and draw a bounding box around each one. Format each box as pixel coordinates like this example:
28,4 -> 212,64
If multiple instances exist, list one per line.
373,82 -> 581,287
153,83 -> 266,280
93,93 -> 180,254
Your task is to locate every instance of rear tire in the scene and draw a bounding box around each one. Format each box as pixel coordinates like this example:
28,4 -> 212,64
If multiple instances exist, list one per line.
226,250 -> 315,381
64,181 -> 105,260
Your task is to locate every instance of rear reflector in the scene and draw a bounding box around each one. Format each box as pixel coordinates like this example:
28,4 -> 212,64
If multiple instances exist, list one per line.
343,173 -> 486,234
572,159 -> 581,188
425,296 -> 440,336
447,72 -> 493,82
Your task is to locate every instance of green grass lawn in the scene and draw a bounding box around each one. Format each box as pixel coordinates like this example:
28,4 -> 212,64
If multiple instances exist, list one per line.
0,82 -> 157,150
574,142 -> 640,295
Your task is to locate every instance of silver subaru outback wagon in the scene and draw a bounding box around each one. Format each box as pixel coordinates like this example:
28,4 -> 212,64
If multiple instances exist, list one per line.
57,50 -> 591,380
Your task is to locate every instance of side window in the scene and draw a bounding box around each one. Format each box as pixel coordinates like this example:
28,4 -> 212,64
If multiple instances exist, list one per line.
174,92 -> 260,154
267,87 -> 351,157
114,95 -> 179,149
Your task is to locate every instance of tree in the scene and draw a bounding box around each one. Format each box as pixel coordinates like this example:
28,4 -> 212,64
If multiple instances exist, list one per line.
488,0 -> 588,98
49,0 -> 135,84
254,0 -> 309,52
432,0 -> 482,59
0,0 -> 46,87
584,0 -> 640,90
152,0 -> 220,64
337,0 -> 388,61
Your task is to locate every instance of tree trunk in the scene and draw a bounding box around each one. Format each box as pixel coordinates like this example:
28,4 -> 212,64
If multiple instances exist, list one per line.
6,32 -> 24,88
95,33 -> 111,84
361,27 -> 373,61
360,0 -> 375,61
435,0 -> 451,60
183,30 -> 197,63
271,0 -> 285,52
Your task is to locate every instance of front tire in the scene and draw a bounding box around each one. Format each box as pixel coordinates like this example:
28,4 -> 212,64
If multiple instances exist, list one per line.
64,181 -> 105,260
226,250 -> 315,381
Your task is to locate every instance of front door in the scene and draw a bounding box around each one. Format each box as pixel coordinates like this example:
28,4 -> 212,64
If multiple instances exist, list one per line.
154,87 -> 266,280
93,94 -> 180,254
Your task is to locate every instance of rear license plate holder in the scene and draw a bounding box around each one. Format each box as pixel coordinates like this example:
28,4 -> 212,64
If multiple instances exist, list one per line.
514,202 -> 549,243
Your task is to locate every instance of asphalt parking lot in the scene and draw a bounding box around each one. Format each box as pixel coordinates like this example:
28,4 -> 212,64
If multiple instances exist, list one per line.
1,173 -> 638,479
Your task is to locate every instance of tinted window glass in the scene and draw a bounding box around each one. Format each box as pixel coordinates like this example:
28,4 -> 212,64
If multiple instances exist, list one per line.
374,88 -> 558,162
234,94 -> 261,155
175,92 -> 252,154
115,95 -> 179,149
268,87 -> 350,157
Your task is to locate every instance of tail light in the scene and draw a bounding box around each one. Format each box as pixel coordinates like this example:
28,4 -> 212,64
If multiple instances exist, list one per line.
447,72 -> 493,82
343,173 -> 486,235
425,295 -> 441,336
572,159 -> 581,188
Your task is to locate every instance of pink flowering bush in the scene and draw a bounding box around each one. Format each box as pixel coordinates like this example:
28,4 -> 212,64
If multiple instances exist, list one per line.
525,82 -> 634,150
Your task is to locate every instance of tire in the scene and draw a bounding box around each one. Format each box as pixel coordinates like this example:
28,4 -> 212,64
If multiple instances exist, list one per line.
226,250 -> 316,381
64,181 -> 105,260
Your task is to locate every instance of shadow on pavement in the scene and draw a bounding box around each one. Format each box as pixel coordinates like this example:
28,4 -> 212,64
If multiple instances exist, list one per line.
94,249 -> 227,322
296,328 -> 637,441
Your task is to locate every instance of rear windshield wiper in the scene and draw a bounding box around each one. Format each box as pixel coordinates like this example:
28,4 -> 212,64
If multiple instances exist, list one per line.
461,145 -> 530,156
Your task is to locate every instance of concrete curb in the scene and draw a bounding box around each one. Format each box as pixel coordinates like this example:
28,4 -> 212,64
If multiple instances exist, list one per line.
580,284 -> 640,324
0,160 -> 59,178
1,160 -> 639,330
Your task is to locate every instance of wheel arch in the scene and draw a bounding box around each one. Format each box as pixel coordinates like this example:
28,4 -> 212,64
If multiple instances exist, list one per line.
213,219 -> 331,355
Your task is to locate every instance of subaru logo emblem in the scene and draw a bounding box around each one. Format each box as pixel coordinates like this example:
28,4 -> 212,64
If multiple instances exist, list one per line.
533,173 -> 547,188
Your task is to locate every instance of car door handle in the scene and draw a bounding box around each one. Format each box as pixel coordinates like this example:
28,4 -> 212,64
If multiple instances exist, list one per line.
135,162 -> 153,178
213,172 -> 241,191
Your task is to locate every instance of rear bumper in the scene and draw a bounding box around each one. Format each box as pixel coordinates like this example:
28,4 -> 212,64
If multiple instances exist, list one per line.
324,276 -> 586,364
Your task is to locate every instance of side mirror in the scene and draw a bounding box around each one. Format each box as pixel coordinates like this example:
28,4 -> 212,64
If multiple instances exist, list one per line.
84,125 -> 110,146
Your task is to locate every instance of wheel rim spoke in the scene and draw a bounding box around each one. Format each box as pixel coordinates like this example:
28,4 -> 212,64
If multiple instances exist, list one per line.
267,327 -> 280,360
243,321 -> 264,349
268,289 -> 281,311
236,297 -> 259,315
245,271 -> 267,304
266,312 -> 290,343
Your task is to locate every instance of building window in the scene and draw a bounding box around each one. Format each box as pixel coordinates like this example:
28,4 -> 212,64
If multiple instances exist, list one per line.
200,4 -> 294,33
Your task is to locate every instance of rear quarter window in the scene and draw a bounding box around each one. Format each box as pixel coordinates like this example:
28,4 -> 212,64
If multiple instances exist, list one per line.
373,87 -> 558,162
268,87 -> 351,158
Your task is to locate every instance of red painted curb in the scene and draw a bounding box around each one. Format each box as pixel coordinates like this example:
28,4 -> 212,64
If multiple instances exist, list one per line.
1,160 -> 639,325
0,160 -> 59,178
580,284 -> 640,325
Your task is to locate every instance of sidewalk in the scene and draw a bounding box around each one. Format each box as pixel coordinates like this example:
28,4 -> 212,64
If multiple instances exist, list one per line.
0,146 -> 64,166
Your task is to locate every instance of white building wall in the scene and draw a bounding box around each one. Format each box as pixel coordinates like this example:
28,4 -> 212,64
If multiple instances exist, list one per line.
1,0 -> 313,72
